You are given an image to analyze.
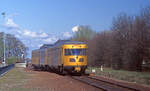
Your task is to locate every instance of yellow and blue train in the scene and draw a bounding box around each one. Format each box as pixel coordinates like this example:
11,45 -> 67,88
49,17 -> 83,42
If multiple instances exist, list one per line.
32,40 -> 88,74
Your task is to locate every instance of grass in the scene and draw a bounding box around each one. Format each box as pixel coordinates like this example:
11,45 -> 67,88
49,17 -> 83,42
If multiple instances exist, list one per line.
86,67 -> 150,86
7,56 -> 18,65
0,68 -> 30,91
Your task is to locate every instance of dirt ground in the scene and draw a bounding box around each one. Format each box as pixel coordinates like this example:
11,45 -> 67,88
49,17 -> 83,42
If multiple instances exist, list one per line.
0,68 -> 101,91
24,69 -> 101,91
2,67 -> 149,91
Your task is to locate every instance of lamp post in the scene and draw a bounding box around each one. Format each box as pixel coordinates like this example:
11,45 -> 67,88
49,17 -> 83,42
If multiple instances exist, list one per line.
2,12 -> 6,65
3,33 -> 6,64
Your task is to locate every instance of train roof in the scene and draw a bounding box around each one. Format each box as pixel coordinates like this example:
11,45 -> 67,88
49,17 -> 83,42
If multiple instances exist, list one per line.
54,39 -> 86,47
40,44 -> 53,49
34,40 -> 87,51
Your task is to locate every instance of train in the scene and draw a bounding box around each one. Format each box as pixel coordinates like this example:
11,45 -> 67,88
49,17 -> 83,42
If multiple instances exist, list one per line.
31,40 -> 88,74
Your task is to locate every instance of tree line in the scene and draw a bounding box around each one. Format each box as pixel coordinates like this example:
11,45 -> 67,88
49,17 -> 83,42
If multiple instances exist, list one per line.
0,32 -> 28,64
72,6 -> 150,71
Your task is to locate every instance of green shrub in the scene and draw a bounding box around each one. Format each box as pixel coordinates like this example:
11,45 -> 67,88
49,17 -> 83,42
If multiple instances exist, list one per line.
7,56 -> 19,64
87,67 -> 150,86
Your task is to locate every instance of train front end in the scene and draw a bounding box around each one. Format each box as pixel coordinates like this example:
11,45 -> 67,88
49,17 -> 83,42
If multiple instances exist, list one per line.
62,44 -> 88,73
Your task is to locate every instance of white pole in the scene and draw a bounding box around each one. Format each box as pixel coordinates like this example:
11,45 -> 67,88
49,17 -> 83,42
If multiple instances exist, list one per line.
2,12 -> 6,64
100,65 -> 103,71
3,33 -> 6,64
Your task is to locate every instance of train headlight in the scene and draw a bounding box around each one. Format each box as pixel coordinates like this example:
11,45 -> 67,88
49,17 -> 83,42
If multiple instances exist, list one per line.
70,58 -> 75,62
79,58 -> 84,62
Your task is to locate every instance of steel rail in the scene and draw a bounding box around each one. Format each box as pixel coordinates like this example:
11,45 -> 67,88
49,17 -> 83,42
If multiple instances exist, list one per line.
87,76 -> 141,91
0,64 -> 14,77
71,76 -> 140,91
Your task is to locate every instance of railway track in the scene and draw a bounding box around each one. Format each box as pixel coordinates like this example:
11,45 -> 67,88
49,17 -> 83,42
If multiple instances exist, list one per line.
0,64 -> 14,77
71,76 -> 141,91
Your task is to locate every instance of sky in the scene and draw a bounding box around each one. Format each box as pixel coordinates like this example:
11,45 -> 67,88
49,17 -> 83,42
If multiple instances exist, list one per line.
0,0 -> 149,57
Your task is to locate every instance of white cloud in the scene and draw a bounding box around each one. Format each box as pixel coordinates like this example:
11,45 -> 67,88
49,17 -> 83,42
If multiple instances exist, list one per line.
43,37 -> 58,43
39,32 -> 48,38
16,30 -> 22,34
63,32 -> 72,38
22,29 -> 49,38
4,18 -> 19,29
15,34 -> 21,38
30,44 -> 35,47
23,29 -> 38,38
1,13 -> 76,57
72,25 -> 79,32
43,38 -> 52,43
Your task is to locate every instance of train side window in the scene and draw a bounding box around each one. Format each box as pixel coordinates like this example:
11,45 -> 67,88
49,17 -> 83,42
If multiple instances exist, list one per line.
64,49 -> 71,56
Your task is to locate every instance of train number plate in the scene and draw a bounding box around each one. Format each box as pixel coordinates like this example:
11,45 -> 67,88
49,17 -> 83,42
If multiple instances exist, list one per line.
75,67 -> 81,71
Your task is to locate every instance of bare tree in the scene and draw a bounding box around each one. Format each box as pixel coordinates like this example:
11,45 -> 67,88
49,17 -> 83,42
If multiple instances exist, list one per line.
74,6 -> 150,71
0,32 -> 28,63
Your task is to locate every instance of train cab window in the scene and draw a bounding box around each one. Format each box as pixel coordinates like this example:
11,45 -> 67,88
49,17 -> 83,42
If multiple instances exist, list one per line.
65,49 -> 87,56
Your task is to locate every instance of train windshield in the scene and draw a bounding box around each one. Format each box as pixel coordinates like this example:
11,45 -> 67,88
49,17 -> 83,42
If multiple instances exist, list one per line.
65,49 -> 87,56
